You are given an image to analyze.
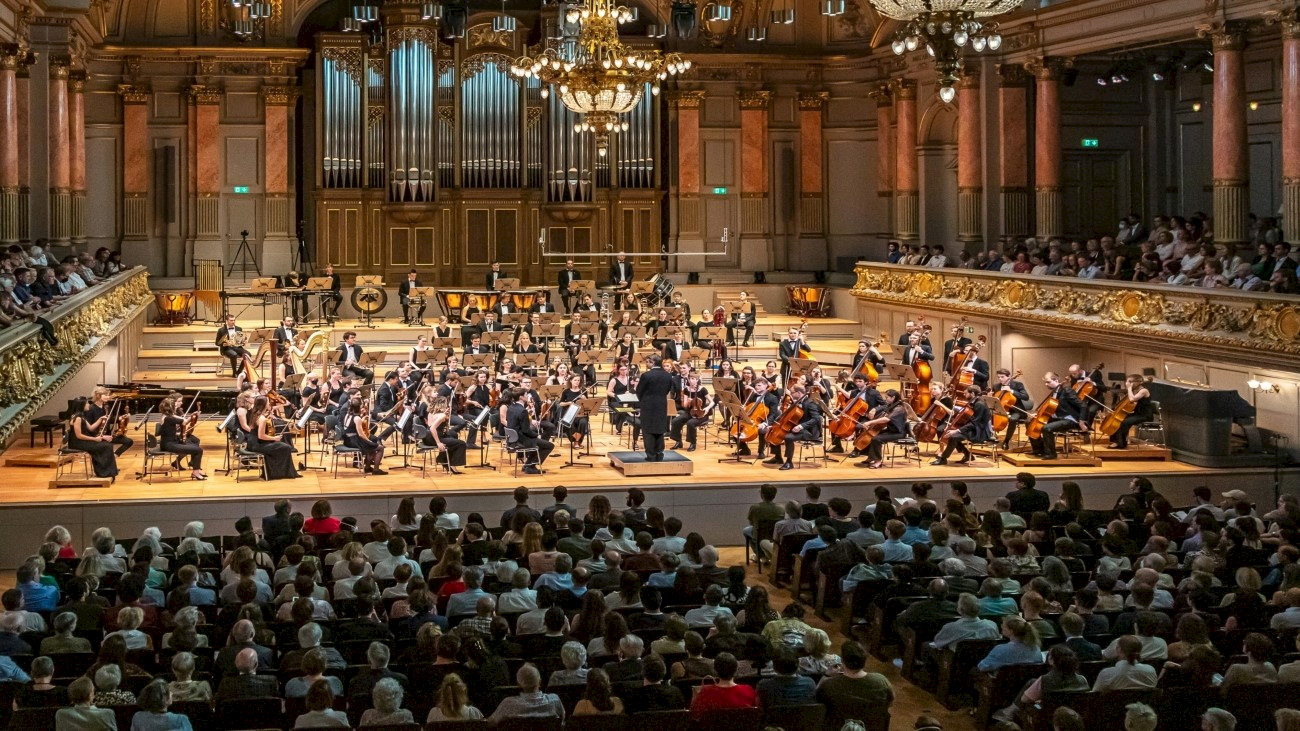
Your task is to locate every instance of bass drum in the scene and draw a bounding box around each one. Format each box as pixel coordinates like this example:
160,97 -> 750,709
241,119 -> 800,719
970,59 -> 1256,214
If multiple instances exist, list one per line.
650,273 -> 674,304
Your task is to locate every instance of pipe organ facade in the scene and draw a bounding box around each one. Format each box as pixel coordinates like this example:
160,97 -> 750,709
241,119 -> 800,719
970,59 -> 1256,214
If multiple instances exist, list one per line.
313,12 -> 663,285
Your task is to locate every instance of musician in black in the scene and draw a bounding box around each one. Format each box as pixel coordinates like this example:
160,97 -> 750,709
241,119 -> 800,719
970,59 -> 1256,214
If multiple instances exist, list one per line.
422,393 -> 465,474
751,378 -> 783,461
1108,375 -> 1154,450
485,261 -> 506,291
1067,363 -> 1107,428
569,333 -> 598,386
843,373 -> 885,458
373,371 -> 402,417
607,362 -> 634,435
557,373 -> 591,449
957,344 -> 990,390
533,290 -> 557,314
85,387 -> 135,456
609,254 -> 633,308
634,355 -> 674,462
462,369 -> 494,449
777,326 -> 806,385
69,395 -> 121,480
477,311 -> 505,353
337,331 -> 373,384
574,293 -> 607,345
321,263 -> 343,320
1029,371 -> 1086,460
614,332 -> 636,364
662,330 -> 689,363
432,317 -> 454,349
994,368 -> 1031,449
726,290 -> 757,347
670,290 -> 692,324
777,384 -> 822,471
465,333 -> 493,360
854,389 -> 908,469
273,316 -> 300,376
216,314 -> 250,376
669,373 -> 711,452
248,395 -> 301,480
900,332 -> 934,367
516,375 -> 550,439
342,397 -> 387,474
159,394 -> 206,480
942,325 -> 972,369
505,387 -> 553,473
557,259 -> 580,313
896,321 -> 931,349
932,385 -> 993,465
852,340 -> 887,377
298,374 -> 331,428
398,269 -> 426,325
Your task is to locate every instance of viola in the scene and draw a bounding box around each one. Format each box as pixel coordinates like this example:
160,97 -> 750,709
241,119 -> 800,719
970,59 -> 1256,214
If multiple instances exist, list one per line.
1025,397 -> 1059,439
828,394 -> 870,440
764,400 -> 805,447
729,396 -> 769,443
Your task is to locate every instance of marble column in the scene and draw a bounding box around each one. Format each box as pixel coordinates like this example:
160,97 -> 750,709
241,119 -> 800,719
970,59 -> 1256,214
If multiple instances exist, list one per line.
1202,22 -> 1250,247
262,85 -> 299,274
997,65 -> 1030,244
118,84 -> 150,240
0,49 -> 18,246
16,56 -> 28,244
869,85 -> 894,234
738,90 -> 772,270
957,70 -> 982,247
1032,58 -> 1063,241
669,90 -> 703,264
47,58 -> 70,244
1277,12 -> 1300,244
797,91 -> 829,271
68,71 -> 86,245
893,79 -> 918,242
189,85 -> 223,264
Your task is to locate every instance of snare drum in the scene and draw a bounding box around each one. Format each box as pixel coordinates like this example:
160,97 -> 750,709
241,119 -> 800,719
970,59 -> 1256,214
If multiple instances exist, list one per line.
153,291 -> 194,325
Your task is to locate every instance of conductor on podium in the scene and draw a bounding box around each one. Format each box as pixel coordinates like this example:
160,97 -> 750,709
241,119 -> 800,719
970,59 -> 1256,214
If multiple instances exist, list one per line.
636,354 -> 675,462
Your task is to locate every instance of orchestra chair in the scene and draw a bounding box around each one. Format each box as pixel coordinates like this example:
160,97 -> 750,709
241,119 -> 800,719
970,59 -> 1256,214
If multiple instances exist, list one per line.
970,437 -> 1001,465
230,430 -> 267,482
887,432 -> 923,467
326,417 -> 366,478
503,427 -> 541,477
1059,423 -> 1095,458
140,422 -> 183,484
55,428 -> 92,480
794,435 -> 825,468
1134,400 -> 1165,445
410,424 -> 452,476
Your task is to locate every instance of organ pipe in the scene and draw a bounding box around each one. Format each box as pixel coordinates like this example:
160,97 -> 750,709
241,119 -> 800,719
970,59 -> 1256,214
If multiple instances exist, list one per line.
461,57 -> 521,189
320,47 -> 362,189
387,28 -> 436,202
616,84 -> 655,188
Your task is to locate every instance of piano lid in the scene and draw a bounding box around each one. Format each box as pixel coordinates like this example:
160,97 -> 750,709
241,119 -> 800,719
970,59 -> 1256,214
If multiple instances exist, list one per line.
1147,378 -> 1255,420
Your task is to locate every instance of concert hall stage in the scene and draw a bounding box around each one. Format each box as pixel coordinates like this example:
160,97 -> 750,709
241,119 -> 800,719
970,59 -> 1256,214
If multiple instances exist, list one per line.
0,421 -> 1287,567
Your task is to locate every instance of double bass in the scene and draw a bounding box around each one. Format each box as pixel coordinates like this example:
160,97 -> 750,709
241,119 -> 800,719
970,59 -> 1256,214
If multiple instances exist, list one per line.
945,317 -> 971,376
764,398 -> 804,447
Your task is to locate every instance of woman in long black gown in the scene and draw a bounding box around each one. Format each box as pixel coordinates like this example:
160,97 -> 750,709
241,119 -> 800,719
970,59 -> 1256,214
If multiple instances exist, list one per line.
159,395 -> 206,480
342,398 -> 386,475
67,400 -> 119,481
607,363 -> 632,435
559,373 -> 590,449
422,394 -> 466,473
247,395 -> 300,480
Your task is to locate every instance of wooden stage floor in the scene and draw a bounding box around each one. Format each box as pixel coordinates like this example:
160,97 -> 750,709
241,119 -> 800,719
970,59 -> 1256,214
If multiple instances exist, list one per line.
1,419 -> 1222,508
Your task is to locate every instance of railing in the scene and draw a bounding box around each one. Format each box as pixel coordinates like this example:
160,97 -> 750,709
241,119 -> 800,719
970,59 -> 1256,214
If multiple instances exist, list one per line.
0,266 -> 151,444
851,262 -> 1300,367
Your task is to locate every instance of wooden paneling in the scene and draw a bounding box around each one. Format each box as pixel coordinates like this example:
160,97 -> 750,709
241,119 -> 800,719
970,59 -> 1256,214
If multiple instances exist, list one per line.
1062,151 -> 1127,238
465,209 -> 489,264
494,209 -> 518,264
390,227 -> 410,267
415,227 -> 436,266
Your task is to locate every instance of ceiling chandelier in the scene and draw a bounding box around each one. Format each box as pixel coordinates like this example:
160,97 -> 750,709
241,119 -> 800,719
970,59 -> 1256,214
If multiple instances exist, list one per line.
872,0 -> 1021,102
511,0 -> 692,156
227,0 -> 273,38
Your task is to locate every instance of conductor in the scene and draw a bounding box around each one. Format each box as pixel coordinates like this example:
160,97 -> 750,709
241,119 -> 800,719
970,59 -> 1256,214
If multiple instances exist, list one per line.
635,354 -> 675,462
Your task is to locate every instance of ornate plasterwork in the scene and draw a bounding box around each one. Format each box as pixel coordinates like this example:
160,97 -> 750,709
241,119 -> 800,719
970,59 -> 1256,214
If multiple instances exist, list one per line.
260,85 -> 300,105
851,263 -> 1300,361
322,47 -> 363,84
0,268 -> 151,446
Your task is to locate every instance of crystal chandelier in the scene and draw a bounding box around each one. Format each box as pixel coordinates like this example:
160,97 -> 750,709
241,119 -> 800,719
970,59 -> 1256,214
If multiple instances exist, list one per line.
873,0 -> 1021,102
511,0 -> 691,156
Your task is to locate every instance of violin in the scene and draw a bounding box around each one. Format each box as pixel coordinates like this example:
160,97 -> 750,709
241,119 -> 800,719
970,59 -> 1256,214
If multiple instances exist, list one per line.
764,398 -> 805,447
991,369 -> 1023,433
729,393 -> 769,443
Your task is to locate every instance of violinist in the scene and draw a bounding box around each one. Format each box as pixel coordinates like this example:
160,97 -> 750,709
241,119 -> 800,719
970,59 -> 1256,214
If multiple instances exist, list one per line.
397,363 -> 422,403
343,397 -> 387,475
956,344 -> 990,389
607,363 -> 633,435
941,325 -> 972,371
68,395 -> 121,481
372,371 -> 403,418
762,361 -> 783,392
614,332 -> 637,364
159,394 -> 206,480
1029,372 -> 1085,460
994,368 -> 1032,449
1107,374 -> 1153,449
296,374 -> 331,428
854,388 -> 908,469
1067,363 -> 1107,428
776,384 -> 822,471
931,385 -> 993,466
900,332 -> 934,366
422,394 -> 466,474
85,387 -> 135,456
249,395 -> 301,480
505,386 -> 553,474
435,371 -> 472,445
727,290 -> 756,348
670,373 -> 712,452
853,340 -> 886,377
558,373 -> 591,448
517,375 -> 550,438
738,366 -> 756,402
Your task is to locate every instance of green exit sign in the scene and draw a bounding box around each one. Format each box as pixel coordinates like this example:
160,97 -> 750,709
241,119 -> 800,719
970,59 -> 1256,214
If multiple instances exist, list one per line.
232,186 -> 250,194
712,186 -> 728,195
1081,138 -> 1099,148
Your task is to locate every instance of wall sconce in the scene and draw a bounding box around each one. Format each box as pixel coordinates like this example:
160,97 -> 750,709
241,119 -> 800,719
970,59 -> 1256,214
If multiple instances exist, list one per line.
1248,379 -> 1280,394
1249,100 -> 1259,111
1191,102 -> 1202,112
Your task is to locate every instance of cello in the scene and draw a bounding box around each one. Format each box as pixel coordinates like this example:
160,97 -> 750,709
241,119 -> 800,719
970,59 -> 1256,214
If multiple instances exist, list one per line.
1098,376 -> 1150,436
911,399 -> 950,443
990,369 -> 1023,433
828,392 -> 870,440
1025,395 -> 1059,440
764,398 -> 805,447
1073,362 -> 1104,402
729,394 -> 769,443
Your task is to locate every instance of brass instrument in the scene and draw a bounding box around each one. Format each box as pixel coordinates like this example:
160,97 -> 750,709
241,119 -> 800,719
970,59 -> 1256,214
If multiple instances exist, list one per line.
600,291 -> 611,326
218,329 -> 248,349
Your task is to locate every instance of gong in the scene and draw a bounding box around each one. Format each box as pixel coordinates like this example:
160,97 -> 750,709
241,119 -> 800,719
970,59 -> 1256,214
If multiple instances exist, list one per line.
351,286 -> 389,314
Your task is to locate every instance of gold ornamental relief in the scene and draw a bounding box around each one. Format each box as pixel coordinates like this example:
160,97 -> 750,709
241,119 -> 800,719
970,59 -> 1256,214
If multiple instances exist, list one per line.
1271,306 -> 1300,341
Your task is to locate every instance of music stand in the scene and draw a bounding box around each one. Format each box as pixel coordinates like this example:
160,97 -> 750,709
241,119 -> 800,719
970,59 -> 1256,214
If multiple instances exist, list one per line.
250,277 -> 279,291
408,287 -> 437,326
688,346 -> 711,367
557,398 -> 597,468
886,363 -> 920,398
281,373 -> 304,391
466,313 -> 485,328
657,325 -> 685,341
465,353 -> 494,370
571,280 -> 596,298
494,278 -> 521,292
503,312 -> 529,327
359,352 -> 386,376
463,406 -> 497,471
618,325 -> 647,341
356,275 -> 383,286
716,390 -> 757,464
789,357 -> 818,383
538,313 -> 563,326
432,336 -> 458,354
304,277 -> 335,325
534,322 -> 561,349
698,325 -> 725,346
665,306 -> 684,321
480,331 -> 512,351
517,352 -> 547,373
571,321 -> 599,340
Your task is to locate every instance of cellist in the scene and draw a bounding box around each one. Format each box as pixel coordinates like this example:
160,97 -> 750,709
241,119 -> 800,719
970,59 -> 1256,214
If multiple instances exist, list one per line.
1067,363 -> 1107,428
852,340 -> 886,378
1029,372 -> 1085,461
853,389 -> 908,470
751,378 -> 783,462
845,373 -> 885,458
1107,374 -> 1153,450
994,368 -> 1032,449
776,384 -> 822,471
931,385 -> 993,466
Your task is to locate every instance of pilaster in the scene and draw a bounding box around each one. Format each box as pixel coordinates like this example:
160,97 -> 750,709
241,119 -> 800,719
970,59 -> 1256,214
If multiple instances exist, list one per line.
1273,10 -> 1300,243
997,63 -> 1029,243
1200,21 -> 1251,246
0,48 -> 19,246
47,57 -> 70,245
188,84 -> 223,264
893,78 -> 918,242
795,91 -> 828,271
118,83 -> 150,241
668,90 -> 704,267
956,70 -> 982,247
869,85 -> 895,235
1029,57 -> 1063,241
68,71 -> 86,245
262,84 -> 300,274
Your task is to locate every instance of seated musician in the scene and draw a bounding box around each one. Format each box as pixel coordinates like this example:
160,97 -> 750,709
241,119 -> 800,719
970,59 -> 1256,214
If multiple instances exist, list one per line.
775,384 -> 822,471
342,397 -> 387,475
1067,363 -> 1106,428
607,363 -> 634,436
615,332 -> 636,364
533,290 -> 557,314
558,373 -> 591,449
273,316 -> 300,376
844,373 -> 885,458
576,293 -> 606,345
662,330 -> 689,364
440,355 -> 466,383
321,263 -> 343,320
747,378 -> 781,461
670,290 -> 692,324
852,340 -> 887,376
806,366 -> 838,450
216,314 -> 250,376
505,387 -> 554,474
853,389 -> 908,470
68,395 -> 122,481
422,393 -> 466,474
646,308 -> 670,350
1108,375 -> 1154,449
514,331 -> 540,356
1029,372 -> 1085,461
398,269 -> 426,325
464,333 -> 494,370
373,371 -> 403,418
336,331 -> 373,385
297,374 -> 331,427
762,360 -> 783,392
995,368 -> 1032,449
159,394 -> 206,481
569,333 -> 597,386
247,395 -> 301,480
670,372 -> 712,452
432,317 -> 454,352
516,375 -> 549,439
85,387 -> 135,457
410,334 -> 435,370
461,369 -> 494,449
932,385 -> 993,466
691,307 -> 717,352
727,291 -> 756,348
435,370 -> 473,444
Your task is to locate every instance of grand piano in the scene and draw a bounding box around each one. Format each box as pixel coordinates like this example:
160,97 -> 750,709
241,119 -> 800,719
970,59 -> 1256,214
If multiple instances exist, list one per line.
1146,379 -> 1276,467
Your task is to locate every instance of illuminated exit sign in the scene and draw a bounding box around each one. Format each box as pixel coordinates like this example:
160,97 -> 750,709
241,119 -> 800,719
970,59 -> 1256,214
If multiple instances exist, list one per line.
232,186 -> 250,194
1081,138 -> 1099,148
712,187 -> 728,195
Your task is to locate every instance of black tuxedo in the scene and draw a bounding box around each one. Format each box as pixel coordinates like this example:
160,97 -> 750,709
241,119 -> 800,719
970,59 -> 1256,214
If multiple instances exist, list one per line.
942,337 -> 972,366
506,401 -> 552,466
997,378 -> 1032,448
486,270 -> 505,290
609,260 -> 634,286
533,301 -> 557,314
216,325 -> 249,374
1028,385 -> 1086,458
558,268 -> 580,312
337,342 -> 373,384
398,278 -> 426,322
778,337 -> 804,381
964,358 -> 990,389
635,366 -> 676,461
273,326 -> 298,372
900,344 -> 934,366
780,396 -> 823,465
661,340 -> 689,362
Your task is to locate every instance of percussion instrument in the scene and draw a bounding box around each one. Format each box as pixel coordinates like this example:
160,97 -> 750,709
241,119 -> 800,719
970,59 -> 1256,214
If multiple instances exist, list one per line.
436,289 -> 474,322
469,290 -> 504,313
649,273 -> 674,304
508,290 -> 540,312
351,286 -> 388,315
153,291 -> 194,325
786,285 -> 829,318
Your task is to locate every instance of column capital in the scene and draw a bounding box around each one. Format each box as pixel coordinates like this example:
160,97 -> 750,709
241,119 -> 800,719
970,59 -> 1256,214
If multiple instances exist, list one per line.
49,56 -> 70,79
738,90 -> 773,109
868,84 -> 893,106
68,71 -> 85,93
997,63 -> 1029,86
667,89 -> 705,109
1266,8 -> 1300,39
117,83 -> 151,104
797,91 -> 829,110
1197,21 -> 1250,51
891,78 -> 917,100
261,85 -> 301,106
958,68 -> 980,89
1025,56 -> 1068,81
187,84 -> 222,105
